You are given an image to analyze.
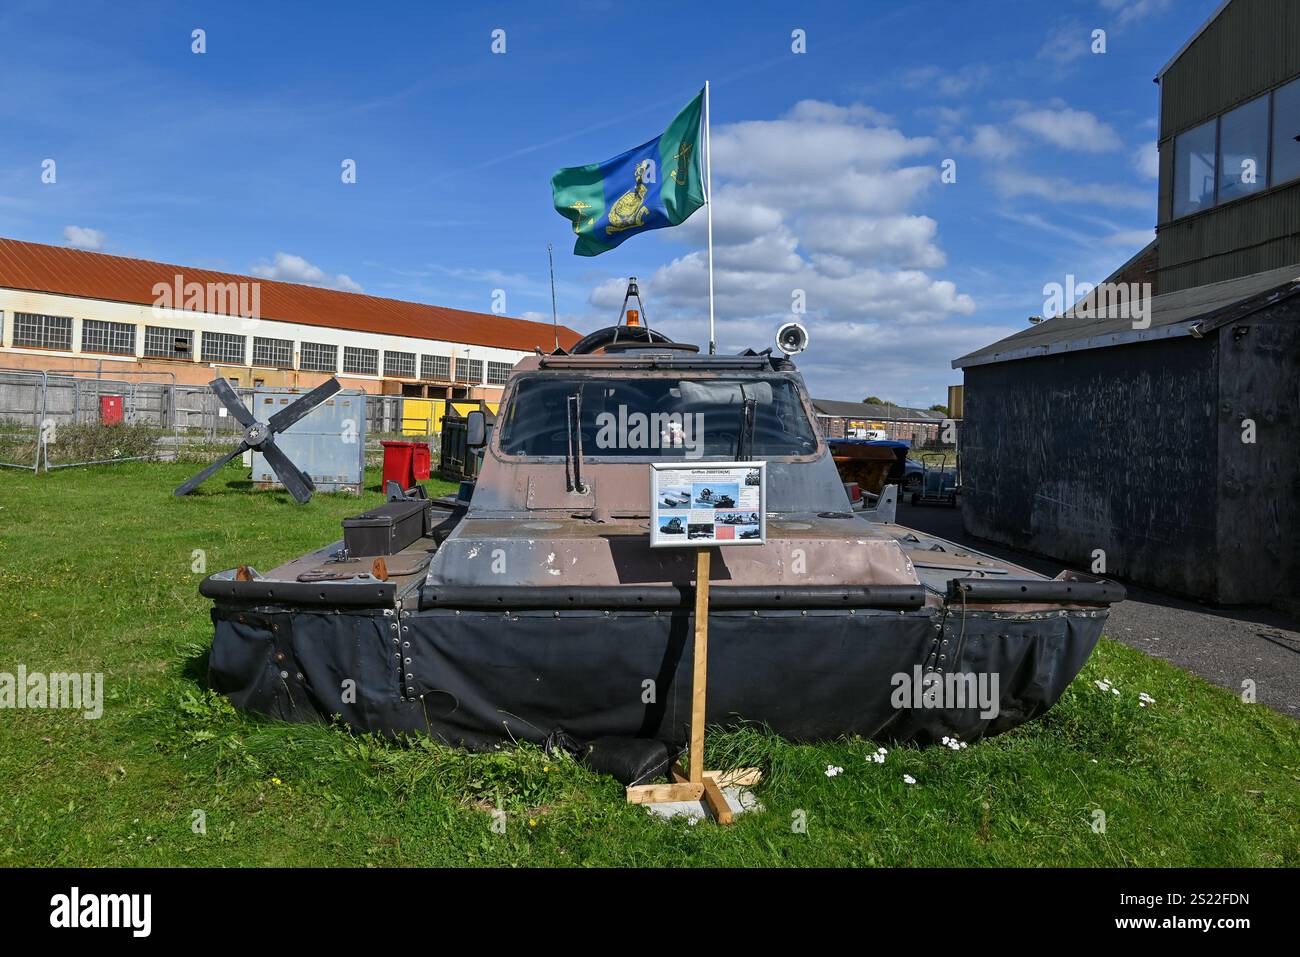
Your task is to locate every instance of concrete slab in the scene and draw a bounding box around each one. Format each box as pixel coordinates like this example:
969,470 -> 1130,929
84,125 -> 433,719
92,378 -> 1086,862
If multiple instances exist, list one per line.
643,785 -> 762,823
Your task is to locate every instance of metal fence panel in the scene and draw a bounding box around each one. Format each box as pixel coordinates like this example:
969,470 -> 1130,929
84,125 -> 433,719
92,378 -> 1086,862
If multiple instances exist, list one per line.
1,373 -> 448,474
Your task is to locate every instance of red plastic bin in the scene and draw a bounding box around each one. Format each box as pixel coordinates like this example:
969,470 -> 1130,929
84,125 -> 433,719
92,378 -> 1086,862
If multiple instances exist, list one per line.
380,441 -> 430,491
412,443 -> 431,480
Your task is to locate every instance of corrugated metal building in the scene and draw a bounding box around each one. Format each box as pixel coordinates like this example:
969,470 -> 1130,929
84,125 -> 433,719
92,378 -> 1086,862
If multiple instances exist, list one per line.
1157,0 -> 1300,291
955,270 -> 1300,604
954,0 -> 1300,606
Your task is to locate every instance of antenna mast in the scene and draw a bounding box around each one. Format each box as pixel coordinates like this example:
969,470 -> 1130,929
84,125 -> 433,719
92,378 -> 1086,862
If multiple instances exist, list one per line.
547,242 -> 559,351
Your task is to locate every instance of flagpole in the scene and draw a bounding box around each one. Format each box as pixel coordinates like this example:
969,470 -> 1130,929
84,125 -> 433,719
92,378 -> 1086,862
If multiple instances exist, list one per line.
704,80 -> 716,355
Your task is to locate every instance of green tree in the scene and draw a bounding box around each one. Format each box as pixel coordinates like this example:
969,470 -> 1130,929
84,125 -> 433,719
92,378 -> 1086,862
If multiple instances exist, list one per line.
863,395 -> 888,405
929,404 -> 949,415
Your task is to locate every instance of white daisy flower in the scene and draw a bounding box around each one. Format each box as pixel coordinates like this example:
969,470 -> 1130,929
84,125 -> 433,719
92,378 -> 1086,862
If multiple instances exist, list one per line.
903,774 -> 916,785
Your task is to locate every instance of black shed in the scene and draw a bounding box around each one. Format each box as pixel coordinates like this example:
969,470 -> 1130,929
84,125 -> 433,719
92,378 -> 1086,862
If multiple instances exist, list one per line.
952,266 -> 1300,606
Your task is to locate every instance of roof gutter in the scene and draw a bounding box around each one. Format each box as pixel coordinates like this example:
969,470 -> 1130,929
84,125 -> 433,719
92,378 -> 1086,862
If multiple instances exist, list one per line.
953,277 -> 1300,371
952,319 -> 1200,370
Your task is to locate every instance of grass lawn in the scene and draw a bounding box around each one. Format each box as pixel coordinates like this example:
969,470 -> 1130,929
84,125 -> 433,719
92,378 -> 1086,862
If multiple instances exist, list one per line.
1,460 -> 1297,867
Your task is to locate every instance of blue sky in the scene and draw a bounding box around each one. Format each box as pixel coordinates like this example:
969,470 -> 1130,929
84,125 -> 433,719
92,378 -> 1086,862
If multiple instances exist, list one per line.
0,0 -> 1222,404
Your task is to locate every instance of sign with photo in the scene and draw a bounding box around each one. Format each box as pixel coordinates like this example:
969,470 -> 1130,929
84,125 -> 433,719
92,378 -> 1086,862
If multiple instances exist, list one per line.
649,461 -> 766,547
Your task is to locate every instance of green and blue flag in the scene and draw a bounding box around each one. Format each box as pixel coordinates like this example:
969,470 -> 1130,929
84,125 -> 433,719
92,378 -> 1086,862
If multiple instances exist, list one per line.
551,90 -> 706,257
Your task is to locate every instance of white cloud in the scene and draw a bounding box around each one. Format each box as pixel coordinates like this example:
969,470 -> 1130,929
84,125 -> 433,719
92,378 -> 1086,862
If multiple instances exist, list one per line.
574,100 -> 985,400
63,225 -> 105,250
1099,0 -> 1174,27
967,124 -> 1021,160
800,214 -> 946,269
1103,228 -> 1156,248
994,171 -> 1151,210
712,114 -> 935,185
250,252 -> 362,292
795,319 -> 1022,405
924,106 -> 966,132
1038,23 -> 1092,63
1013,108 -> 1122,152
900,65 -> 992,98
996,210 -> 1097,246
1135,141 -> 1159,179
785,100 -> 896,127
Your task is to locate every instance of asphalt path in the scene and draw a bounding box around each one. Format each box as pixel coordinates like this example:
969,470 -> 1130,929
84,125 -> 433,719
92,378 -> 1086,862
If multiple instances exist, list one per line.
896,499 -> 1300,719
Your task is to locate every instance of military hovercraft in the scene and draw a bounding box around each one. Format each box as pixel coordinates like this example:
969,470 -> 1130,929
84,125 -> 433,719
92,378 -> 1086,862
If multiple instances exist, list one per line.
202,317 -> 1123,748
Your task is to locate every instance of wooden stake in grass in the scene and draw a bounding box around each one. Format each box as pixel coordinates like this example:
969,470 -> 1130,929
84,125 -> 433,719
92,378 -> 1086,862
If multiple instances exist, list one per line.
626,547 -> 757,822
689,546 -> 710,784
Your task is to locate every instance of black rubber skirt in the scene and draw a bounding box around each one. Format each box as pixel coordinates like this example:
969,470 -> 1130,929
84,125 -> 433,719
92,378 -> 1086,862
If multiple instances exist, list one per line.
208,604 -> 1108,747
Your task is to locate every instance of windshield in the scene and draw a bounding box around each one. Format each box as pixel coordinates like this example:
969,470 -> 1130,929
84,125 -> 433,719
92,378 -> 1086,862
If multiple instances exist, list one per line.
498,375 -> 819,459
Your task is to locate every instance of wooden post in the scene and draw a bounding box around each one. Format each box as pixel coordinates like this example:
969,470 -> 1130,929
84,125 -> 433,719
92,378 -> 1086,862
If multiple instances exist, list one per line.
689,546 -> 711,783
624,543 -> 760,819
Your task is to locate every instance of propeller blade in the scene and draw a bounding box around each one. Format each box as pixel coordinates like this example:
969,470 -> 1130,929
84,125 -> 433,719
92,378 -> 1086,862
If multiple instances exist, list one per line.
261,441 -> 314,503
173,442 -> 249,496
210,377 -> 255,428
266,378 -> 342,435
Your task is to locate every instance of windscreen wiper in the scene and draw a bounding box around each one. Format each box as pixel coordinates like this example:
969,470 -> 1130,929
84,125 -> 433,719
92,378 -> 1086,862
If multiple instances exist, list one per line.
735,395 -> 758,461
566,391 -> 588,493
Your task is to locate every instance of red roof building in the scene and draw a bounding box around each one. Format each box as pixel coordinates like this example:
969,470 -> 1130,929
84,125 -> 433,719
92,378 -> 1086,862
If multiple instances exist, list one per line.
0,237 -> 581,398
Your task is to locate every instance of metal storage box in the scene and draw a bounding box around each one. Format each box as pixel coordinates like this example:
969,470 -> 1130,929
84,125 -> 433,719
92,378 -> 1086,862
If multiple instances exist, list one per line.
250,387 -> 366,494
342,499 -> 429,556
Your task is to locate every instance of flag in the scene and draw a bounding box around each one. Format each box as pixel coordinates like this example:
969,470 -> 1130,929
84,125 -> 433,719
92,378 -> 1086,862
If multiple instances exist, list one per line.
551,90 -> 706,256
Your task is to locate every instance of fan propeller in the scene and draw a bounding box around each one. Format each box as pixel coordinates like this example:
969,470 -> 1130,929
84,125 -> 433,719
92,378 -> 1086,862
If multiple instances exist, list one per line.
174,377 -> 342,503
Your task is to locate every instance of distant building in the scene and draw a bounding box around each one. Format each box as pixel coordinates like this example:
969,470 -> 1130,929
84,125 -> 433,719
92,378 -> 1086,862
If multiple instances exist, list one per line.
812,398 -> 947,446
0,238 -> 581,400
953,0 -> 1300,607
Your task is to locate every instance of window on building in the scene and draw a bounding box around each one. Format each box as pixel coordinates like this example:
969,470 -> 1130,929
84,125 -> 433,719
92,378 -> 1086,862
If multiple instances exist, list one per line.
81,319 -> 136,355
12,313 -> 73,350
455,357 -> 484,383
342,346 -> 378,376
1272,77 -> 1300,186
487,361 -> 513,385
144,325 -> 193,359
300,341 -> 338,372
1218,95 -> 1270,203
1173,119 -> 1217,218
421,354 -> 450,381
252,336 -> 293,369
200,331 -> 247,364
383,350 -> 416,378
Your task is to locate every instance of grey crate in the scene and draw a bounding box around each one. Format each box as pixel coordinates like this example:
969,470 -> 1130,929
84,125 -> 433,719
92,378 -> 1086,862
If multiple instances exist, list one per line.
250,387 -> 366,494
